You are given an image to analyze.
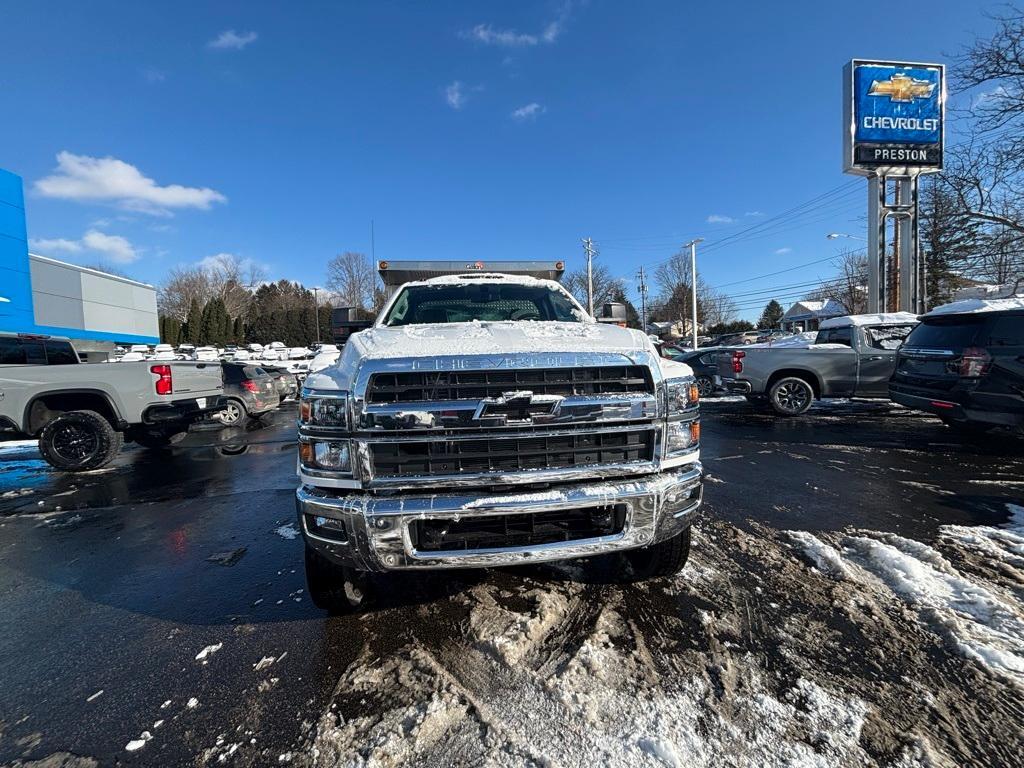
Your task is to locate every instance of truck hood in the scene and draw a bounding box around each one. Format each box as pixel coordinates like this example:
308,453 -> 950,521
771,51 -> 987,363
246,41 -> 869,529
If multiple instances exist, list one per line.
304,321 -> 663,391
352,321 -> 651,359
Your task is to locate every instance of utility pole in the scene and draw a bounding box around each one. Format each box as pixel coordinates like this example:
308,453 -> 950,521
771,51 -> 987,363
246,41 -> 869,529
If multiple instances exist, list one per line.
581,238 -> 596,316
636,265 -> 649,335
313,287 -> 321,344
683,238 -> 704,349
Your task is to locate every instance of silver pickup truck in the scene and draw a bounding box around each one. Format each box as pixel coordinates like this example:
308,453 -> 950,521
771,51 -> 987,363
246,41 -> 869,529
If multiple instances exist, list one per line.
717,313 -> 919,415
295,273 -> 704,612
0,333 -> 224,470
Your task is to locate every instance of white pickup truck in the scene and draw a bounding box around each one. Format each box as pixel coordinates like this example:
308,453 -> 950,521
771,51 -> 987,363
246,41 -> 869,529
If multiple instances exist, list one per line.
0,332 -> 224,470
294,273 -> 704,612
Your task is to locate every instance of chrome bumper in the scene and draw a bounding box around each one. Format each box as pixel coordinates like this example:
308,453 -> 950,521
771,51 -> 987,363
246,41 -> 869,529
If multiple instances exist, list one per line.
296,464 -> 703,572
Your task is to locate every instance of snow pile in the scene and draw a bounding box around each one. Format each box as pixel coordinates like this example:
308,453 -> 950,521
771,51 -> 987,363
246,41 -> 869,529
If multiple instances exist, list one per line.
746,331 -> 817,348
819,312 -> 919,328
925,296 -> 1024,317
786,505 -> 1024,686
352,320 -> 647,360
467,586 -> 569,664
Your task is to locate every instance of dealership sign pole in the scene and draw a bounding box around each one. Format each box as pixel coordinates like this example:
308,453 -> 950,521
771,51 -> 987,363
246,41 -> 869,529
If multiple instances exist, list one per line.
843,59 -> 945,313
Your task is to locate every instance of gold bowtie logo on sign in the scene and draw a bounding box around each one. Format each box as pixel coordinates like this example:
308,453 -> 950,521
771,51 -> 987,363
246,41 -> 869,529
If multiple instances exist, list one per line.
867,73 -> 935,103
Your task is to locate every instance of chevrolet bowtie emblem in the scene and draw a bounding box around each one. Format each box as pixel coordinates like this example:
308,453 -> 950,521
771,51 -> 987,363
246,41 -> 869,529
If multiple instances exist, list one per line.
868,73 -> 935,103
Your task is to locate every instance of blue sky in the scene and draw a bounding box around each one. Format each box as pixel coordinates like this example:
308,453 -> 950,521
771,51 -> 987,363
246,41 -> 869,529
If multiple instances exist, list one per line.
0,1 -> 998,320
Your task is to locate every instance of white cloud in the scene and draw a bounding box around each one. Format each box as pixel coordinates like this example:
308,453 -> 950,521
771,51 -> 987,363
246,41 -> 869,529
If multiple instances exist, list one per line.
208,29 -> 258,50
142,68 -> 166,83
745,211 -> 764,217
511,102 -> 545,121
445,81 -> 467,110
29,237 -> 82,253
29,230 -> 139,264
706,214 -> 735,224
81,230 -> 138,263
774,247 -> 793,255
35,152 -> 227,216
463,4 -> 573,48
462,24 -> 538,47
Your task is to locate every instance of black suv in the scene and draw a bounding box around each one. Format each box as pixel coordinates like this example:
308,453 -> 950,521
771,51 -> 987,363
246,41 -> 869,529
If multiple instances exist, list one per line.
889,308 -> 1024,434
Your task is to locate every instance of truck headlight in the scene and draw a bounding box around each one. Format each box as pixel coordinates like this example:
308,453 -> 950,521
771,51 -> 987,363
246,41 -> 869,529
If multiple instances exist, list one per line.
665,377 -> 700,417
666,420 -> 700,454
300,391 -> 349,429
300,438 -> 352,471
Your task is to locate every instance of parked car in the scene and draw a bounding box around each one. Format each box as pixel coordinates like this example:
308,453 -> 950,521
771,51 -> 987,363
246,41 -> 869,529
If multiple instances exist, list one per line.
0,332 -> 224,469
717,313 -> 919,415
218,363 -> 278,426
889,299 -> 1024,435
194,346 -> 219,362
267,368 -> 299,402
674,348 -> 725,396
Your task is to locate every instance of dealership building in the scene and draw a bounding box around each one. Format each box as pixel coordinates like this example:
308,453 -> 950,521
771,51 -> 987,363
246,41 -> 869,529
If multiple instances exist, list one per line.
0,168 -> 158,358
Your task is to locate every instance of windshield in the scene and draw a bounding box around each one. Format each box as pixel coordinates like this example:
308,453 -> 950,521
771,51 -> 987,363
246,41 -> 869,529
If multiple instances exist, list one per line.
381,283 -> 586,326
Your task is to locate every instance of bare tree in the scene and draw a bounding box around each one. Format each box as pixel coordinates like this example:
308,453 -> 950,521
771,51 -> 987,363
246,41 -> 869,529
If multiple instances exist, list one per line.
563,263 -> 625,311
158,254 -> 266,321
326,252 -> 379,311
697,284 -> 738,328
809,250 -> 868,314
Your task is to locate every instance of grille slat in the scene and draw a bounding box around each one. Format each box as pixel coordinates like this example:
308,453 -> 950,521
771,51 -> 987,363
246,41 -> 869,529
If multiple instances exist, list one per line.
366,366 -> 653,404
370,430 -> 654,478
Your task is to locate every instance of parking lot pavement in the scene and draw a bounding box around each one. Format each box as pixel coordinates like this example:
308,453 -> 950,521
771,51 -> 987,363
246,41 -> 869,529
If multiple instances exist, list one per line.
1,400 -> 1022,767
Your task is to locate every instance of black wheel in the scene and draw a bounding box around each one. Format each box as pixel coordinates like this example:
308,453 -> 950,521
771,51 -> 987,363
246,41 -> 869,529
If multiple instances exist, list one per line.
305,545 -> 372,614
217,399 -> 247,426
695,376 -> 714,397
626,527 -> 691,580
768,376 -> 815,416
38,410 -> 123,472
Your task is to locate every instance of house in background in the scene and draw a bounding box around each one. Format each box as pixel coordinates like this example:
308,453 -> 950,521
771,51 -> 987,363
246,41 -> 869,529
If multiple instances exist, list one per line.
781,299 -> 846,332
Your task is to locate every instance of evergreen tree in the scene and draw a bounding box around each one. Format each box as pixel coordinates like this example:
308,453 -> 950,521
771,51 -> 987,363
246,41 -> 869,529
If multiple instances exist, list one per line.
757,300 -> 785,329
233,316 -> 245,344
185,299 -> 203,345
222,311 -> 234,344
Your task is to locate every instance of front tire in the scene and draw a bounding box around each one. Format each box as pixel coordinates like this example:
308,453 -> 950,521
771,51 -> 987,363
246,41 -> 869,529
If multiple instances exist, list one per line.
626,527 -> 691,580
38,410 -> 123,471
768,376 -> 815,416
305,545 -> 372,614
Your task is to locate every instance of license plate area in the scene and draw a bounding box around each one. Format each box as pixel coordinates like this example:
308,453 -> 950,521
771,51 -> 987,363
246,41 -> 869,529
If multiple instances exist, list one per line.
408,504 -> 628,553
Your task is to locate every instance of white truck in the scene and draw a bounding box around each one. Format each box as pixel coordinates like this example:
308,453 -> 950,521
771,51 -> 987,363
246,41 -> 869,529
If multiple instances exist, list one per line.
294,273 -> 704,612
0,332 -> 225,470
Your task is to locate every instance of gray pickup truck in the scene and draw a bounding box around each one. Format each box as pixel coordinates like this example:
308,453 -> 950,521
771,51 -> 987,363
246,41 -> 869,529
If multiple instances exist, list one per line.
0,333 -> 225,470
717,313 -> 918,415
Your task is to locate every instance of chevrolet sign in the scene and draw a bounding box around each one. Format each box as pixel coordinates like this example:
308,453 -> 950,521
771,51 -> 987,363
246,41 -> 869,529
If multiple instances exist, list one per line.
844,59 -> 945,175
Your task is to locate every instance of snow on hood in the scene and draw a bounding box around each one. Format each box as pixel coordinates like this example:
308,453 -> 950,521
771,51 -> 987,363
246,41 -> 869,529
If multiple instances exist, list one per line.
924,297 -> 1024,317
658,356 -> 695,379
819,312 -> 919,329
349,321 -> 653,360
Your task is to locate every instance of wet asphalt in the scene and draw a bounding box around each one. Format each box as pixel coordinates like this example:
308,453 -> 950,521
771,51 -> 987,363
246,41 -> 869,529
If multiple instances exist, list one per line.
0,399 -> 1021,766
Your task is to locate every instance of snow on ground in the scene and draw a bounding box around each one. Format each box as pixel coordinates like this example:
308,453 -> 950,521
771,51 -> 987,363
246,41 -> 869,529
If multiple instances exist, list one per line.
275,524 -> 300,540
786,503 -> 1024,687
294,512 -> 1024,767
0,439 -> 40,453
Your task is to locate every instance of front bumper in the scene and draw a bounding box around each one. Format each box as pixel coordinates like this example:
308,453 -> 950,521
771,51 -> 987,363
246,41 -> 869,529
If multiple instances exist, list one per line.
296,463 -> 703,572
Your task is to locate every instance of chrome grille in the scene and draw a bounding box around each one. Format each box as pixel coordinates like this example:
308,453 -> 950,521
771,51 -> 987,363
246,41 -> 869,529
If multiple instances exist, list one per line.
365,366 -> 653,404
369,428 -> 655,478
